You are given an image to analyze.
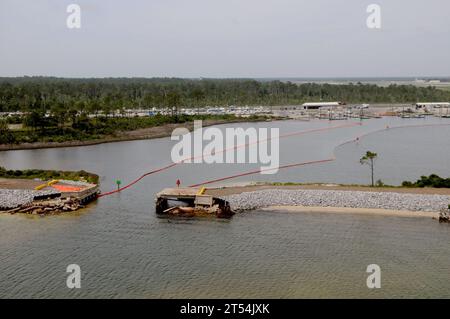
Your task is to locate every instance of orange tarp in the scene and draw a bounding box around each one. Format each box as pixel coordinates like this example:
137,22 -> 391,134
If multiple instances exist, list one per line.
51,184 -> 82,192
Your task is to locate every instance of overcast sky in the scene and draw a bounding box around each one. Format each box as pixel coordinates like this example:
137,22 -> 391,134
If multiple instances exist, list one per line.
1,0 -> 449,78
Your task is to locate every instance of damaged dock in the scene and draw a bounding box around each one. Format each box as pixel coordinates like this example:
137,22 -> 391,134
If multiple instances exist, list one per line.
155,187 -> 234,218
0,178 -> 99,215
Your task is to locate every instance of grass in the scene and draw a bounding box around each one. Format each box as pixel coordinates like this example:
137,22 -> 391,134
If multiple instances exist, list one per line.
0,167 -> 99,184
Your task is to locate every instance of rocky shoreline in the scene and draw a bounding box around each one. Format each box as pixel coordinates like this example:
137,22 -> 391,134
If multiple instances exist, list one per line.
223,189 -> 450,215
3,197 -> 84,215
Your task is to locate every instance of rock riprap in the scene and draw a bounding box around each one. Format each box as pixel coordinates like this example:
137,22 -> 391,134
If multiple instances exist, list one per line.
0,189 -> 60,210
224,189 -> 450,213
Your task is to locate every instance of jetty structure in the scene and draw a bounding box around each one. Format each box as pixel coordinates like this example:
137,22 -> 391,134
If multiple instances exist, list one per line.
155,187 -> 233,218
0,178 -> 99,214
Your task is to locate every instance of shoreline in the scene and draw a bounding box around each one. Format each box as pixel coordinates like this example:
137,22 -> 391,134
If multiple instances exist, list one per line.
0,118 -> 273,152
211,186 -> 450,218
263,205 -> 439,219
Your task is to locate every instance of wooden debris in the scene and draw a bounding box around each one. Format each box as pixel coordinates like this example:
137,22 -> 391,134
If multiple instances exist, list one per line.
439,209 -> 450,223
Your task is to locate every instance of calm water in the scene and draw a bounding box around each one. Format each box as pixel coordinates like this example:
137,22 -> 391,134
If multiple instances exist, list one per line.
0,117 -> 449,298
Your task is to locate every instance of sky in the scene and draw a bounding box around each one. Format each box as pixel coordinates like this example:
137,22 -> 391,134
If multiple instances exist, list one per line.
0,0 -> 449,78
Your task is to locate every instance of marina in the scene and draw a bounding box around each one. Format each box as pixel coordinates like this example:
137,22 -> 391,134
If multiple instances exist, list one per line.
2,102 -> 450,122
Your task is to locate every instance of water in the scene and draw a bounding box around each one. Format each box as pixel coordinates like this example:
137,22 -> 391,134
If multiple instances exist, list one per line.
0,117 -> 449,298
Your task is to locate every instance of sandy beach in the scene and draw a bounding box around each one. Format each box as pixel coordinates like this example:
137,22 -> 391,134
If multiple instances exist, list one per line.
263,205 -> 439,219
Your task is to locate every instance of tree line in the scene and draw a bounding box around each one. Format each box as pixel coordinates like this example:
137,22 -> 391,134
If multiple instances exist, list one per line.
1,77 -> 450,115
1,77 -> 450,145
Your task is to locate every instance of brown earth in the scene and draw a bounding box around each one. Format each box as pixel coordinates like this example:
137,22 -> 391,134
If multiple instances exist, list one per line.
0,178 -> 43,190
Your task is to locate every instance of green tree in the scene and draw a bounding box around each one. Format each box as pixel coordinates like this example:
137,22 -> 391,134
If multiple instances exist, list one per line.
24,110 -> 47,131
0,119 -> 15,144
189,88 -> 205,114
360,151 -> 378,187
166,91 -> 182,119
51,102 -> 68,128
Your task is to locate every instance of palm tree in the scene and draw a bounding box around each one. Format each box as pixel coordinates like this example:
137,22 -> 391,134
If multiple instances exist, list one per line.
360,151 -> 378,187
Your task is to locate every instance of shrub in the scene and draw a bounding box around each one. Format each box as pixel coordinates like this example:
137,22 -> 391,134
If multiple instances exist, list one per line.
402,174 -> 450,188
375,179 -> 385,187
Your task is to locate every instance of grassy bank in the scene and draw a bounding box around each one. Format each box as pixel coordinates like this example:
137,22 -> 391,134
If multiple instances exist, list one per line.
0,167 -> 99,184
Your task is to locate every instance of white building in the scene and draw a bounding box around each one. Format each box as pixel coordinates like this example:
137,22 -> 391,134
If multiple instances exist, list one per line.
302,102 -> 344,110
